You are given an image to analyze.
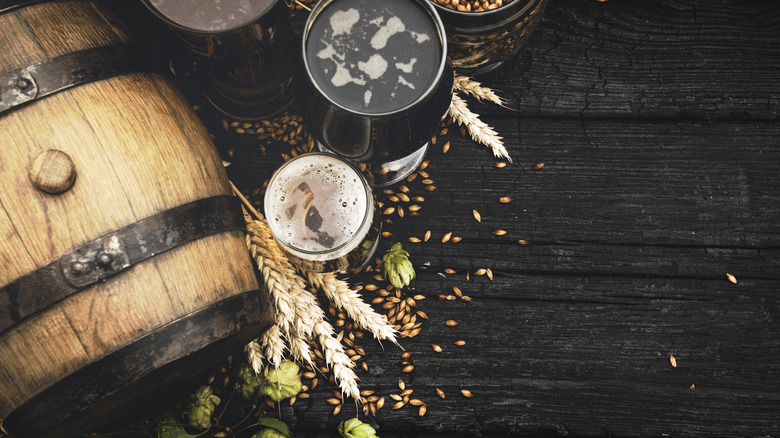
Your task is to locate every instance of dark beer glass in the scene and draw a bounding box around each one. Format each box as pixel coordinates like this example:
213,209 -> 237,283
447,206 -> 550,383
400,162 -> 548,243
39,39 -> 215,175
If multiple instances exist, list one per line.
264,153 -> 381,274
144,0 -> 296,119
297,0 -> 454,187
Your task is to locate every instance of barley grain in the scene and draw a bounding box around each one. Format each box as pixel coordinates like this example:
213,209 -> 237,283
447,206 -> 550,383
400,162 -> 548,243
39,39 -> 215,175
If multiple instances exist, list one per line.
461,389 -> 474,398
445,320 -> 459,326
454,340 -> 466,346
436,388 -> 446,398
473,210 -> 482,222
726,273 -> 737,284
431,344 -> 443,352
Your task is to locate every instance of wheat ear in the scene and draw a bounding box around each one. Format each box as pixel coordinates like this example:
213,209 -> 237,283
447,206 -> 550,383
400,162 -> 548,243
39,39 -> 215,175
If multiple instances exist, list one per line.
245,339 -> 264,374
305,271 -> 398,344
313,319 -> 361,401
453,75 -> 507,106
259,323 -> 286,368
447,92 -> 512,162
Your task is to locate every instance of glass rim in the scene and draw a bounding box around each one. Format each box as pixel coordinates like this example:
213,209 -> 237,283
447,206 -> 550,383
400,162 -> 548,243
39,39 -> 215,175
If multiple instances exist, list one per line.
263,152 -> 374,257
429,0 -> 542,30
301,0 -> 449,117
142,0 -> 279,35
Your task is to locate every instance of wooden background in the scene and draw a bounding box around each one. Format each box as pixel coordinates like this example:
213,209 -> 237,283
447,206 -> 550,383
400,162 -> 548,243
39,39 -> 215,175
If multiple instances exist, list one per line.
59,0 -> 780,435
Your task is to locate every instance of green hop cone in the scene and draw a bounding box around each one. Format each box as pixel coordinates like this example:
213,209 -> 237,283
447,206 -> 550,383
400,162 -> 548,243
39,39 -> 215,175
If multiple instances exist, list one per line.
380,242 -> 415,289
259,360 -> 302,402
251,417 -> 293,438
338,418 -> 378,438
183,386 -> 220,429
238,363 -> 264,400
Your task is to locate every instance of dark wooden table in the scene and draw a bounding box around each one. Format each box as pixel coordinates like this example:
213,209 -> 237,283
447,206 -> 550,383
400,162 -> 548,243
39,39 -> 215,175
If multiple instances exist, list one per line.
102,0 -> 780,436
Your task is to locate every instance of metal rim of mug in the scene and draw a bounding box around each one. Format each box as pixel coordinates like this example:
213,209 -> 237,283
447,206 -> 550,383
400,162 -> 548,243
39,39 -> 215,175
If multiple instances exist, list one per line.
301,0 -> 449,118
263,152 -> 374,259
428,0 -> 541,34
142,0 -> 280,34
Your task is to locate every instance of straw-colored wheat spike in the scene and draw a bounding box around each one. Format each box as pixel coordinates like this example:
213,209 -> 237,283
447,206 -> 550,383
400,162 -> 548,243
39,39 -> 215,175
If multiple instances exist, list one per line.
245,339 -> 264,374
305,270 -> 398,344
453,75 -> 507,107
447,92 -> 512,162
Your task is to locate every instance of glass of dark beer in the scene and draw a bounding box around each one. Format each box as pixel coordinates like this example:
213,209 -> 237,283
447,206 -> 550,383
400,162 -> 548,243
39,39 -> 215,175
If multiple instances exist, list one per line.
264,153 -> 381,274
144,0 -> 296,119
297,0 -> 454,187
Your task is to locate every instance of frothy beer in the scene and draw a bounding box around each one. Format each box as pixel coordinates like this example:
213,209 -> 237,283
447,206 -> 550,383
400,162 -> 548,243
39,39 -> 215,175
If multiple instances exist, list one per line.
265,153 -> 379,273
306,0 -> 441,114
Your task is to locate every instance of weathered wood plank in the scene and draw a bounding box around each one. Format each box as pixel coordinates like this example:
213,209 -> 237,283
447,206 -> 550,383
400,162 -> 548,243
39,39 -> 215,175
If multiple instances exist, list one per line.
479,0 -> 780,120
281,272 -> 780,437
382,117 -> 780,248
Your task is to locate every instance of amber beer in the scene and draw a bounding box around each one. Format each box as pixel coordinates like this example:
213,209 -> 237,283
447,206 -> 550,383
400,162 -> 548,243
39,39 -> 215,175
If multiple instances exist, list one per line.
264,153 -> 380,274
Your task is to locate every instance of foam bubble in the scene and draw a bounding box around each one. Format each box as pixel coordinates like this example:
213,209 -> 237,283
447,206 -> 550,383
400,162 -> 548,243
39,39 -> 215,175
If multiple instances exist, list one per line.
266,154 -> 370,255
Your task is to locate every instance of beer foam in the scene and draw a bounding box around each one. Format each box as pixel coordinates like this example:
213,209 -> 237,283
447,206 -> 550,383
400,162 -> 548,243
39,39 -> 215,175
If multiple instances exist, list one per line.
306,0 -> 440,113
265,154 -> 371,257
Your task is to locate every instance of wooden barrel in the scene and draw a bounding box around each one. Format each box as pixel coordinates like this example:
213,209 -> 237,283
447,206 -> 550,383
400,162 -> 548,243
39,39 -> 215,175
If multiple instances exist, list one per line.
0,1 -> 272,437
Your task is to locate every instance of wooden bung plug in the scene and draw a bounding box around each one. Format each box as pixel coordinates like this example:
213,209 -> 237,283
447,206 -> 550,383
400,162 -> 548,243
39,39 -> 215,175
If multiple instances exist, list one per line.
28,149 -> 77,194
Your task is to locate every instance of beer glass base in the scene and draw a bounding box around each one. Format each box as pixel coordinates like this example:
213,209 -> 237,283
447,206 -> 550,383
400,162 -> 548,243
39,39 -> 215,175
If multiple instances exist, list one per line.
316,142 -> 429,188
203,86 -> 295,121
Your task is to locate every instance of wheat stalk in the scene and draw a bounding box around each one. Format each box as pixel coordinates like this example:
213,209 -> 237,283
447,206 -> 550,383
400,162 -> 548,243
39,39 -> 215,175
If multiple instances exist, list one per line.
234,182 -> 379,401
245,339 -> 264,374
313,319 -> 361,401
447,92 -> 512,162
260,323 -> 286,368
305,271 -> 398,344
453,75 -> 507,106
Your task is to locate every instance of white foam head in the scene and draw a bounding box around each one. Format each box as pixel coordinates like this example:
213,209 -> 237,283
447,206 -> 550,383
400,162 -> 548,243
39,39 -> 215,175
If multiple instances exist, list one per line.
265,153 -> 372,260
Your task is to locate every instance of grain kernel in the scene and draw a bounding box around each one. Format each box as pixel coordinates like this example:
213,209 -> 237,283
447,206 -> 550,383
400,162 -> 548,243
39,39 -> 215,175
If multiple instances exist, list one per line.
492,229 -> 507,236
461,389 -> 474,398
445,320 -> 459,327
442,232 -> 452,243
493,162 -> 507,168
726,273 -> 737,284
532,162 -> 545,170
473,210 -> 481,222
670,354 -> 677,368
499,196 -> 513,203
419,404 -> 427,417
409,399 -> 424,406
518,239 -> 530,245
409,237 -> 421,243
436,388 -> 446,398
454,340 -> 466,346
431,344 -> 442,352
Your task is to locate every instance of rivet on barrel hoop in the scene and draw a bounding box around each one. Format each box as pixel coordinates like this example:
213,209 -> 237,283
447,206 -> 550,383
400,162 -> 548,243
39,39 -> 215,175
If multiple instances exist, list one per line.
28,149 -> 77,194
70,261 -> 87,276
97,253 -> 113,267
16,78 -> 31,89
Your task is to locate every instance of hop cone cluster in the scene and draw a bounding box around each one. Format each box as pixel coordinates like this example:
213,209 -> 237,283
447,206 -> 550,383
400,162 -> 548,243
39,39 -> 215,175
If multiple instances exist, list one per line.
259,360 -> 303,402
183,386 -> 220,429
380,242 -> 415,289
338,418 -> 378,438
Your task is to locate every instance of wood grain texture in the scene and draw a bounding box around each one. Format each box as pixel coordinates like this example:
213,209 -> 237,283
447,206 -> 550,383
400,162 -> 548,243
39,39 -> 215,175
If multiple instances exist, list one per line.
214,0 -> 780,432
0,0 -> 261,422
19,0 -> 774,435
481,0 -> 780,120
